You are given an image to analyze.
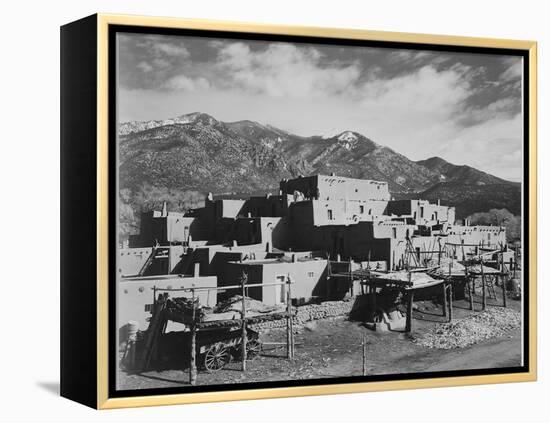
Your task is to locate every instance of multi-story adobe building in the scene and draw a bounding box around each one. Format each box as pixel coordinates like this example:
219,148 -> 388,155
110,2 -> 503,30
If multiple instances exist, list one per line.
119,174 -> 507,325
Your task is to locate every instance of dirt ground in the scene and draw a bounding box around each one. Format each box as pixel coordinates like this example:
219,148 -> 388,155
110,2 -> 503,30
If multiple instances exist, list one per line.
117,294 -> 523,390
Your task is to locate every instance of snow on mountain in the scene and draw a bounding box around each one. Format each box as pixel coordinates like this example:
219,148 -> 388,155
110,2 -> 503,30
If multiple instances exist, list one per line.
336,131 -> 359,149
119,112 -> 218,135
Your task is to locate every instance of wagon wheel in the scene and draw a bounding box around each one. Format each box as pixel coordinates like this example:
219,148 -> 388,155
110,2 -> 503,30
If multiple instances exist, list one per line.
246,339 -> 262,359
203,343 -> 230,372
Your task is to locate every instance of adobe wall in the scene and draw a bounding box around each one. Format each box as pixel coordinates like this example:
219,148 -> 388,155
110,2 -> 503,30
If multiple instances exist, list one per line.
317,175 -> 391,201
117,275 -> 217,332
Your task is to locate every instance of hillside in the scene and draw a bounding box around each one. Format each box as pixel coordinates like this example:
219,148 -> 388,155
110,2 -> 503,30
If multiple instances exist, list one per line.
399,182 -> 522,219
280,132 -> 441,192
118,112 -> 521,222
416,156 -> 516,186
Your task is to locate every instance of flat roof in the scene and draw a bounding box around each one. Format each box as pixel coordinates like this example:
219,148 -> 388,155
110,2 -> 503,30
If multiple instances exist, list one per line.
229,257 -> 327,266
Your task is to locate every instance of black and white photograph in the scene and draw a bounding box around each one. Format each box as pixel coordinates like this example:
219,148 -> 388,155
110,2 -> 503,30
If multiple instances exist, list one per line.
114,30 -> 526,392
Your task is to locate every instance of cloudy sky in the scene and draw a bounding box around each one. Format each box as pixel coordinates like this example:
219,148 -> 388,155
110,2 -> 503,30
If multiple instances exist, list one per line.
117,33 -> 524,181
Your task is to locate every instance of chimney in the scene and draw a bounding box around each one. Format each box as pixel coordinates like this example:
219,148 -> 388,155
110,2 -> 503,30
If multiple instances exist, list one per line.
330,172 -> 336,176
437,199 -> 440,206
161,201 -> 167,217
266,242 -> 272,253
193,262 -> 200,277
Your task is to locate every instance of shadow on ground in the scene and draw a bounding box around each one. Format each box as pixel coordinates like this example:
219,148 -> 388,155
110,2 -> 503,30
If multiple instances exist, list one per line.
36,381 -> 59,396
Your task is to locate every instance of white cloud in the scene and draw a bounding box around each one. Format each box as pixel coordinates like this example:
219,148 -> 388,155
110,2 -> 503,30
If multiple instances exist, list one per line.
434,114 -> 523,180
359,65 -> 472,116
152,42 -> 190,58
501,58 -> 523,81
214,42 -> 360,98
164,74 -> 210,92
136,61 -> 153,73
120,37 -> 524,181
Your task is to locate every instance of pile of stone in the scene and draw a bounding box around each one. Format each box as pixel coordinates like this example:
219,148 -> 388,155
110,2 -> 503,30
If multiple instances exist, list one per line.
214,295 -> 284,314
414,307 -> 521,349
251,299 -> 354,331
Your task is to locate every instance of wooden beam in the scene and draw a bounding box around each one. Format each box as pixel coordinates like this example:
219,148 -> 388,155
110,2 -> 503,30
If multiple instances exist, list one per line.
405,291 -> 415,333
442,283 -> 447,317
481,261 -> 487,311
241,277 -> 247,371
362,333 -> 367,376
189,289 -> 197,386
286,284 -> 292,359
448,283 -> 453,322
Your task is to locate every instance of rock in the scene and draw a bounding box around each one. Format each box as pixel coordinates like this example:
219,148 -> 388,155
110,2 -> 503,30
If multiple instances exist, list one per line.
304,322 -> 318,331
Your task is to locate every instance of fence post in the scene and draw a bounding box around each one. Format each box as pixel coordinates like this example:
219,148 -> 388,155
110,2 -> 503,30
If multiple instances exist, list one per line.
406,290 -> 415,332
241,272 -> 248,371
362,333 -> 367,376
481,260 -> 487,311
189,288 -> 197,385
286,276 -> 294,359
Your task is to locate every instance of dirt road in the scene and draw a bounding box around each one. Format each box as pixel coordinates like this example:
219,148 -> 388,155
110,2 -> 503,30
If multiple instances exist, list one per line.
118,298 -> 522,390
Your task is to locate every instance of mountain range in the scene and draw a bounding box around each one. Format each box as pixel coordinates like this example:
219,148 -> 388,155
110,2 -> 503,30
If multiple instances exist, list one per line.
119,112 -> 521,219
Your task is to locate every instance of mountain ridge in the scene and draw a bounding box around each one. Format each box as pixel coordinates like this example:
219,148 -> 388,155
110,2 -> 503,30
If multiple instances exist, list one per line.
118,112 -> 520,219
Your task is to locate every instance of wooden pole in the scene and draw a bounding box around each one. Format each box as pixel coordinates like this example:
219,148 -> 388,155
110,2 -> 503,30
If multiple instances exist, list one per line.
499,253 -> 507,308
189,288 -> 197,386
501,273 -> 507,308
241,274 -> 247,371
406,290 -> 415,333
448,283 -> 453,322
286,280 -> 292,359
362,333 -> 367,376
288,279 -> 294,357
349,257 -> 353,297
466,269 -> 474,311
481,260 -> 487,311
285,276 -> 294,358
442,283 -> 448,317
369,281 -> 377,323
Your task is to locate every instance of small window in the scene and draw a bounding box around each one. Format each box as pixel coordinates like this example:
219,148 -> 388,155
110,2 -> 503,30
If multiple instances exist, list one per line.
420,207 -> 424,218
307,271 -> 315,277
359,205 -> 365,214
392,227 -> 397,239
327,209 -> 333,220
368,209 -> 372,215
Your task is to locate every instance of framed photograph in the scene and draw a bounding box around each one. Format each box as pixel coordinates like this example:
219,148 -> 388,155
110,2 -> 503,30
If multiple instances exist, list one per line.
60,14 -> 537,409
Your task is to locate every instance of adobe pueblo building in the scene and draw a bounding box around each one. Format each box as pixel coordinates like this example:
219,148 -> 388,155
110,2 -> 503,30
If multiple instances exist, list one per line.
118,174 -> 509,333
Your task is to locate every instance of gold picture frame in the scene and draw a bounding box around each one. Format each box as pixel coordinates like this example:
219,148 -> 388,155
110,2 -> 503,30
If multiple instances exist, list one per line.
61,13 -> 537,409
